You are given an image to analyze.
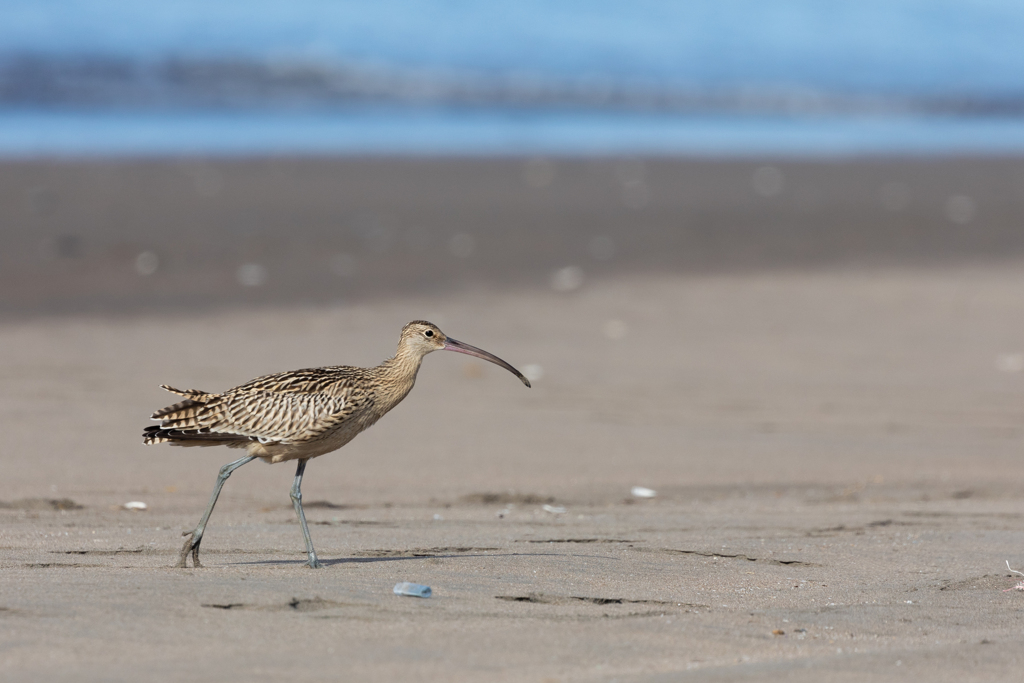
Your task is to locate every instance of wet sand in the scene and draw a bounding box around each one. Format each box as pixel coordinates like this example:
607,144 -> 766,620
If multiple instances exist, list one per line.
2,156 -> 1024,316
2,158 -> 1024,681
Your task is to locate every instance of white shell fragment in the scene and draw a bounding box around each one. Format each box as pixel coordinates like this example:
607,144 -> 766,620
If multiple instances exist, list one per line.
393,582 -> 432,598
123,501 -> 148,511
542,504 -> 567,514
631,486 -> 657,499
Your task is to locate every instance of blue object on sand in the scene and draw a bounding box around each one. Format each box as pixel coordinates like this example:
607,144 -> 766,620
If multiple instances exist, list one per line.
393,582 -> 432,598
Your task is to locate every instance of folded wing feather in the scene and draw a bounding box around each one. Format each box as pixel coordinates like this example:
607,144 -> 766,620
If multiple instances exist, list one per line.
146,380 -> 353,446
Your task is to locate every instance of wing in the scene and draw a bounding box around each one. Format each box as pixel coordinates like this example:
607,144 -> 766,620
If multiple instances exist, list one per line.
145,375 -> 364,446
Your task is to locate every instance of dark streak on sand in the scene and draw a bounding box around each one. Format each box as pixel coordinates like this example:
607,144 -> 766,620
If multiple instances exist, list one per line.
656,548 -> 815,566
0,498 -> 83,511
353,547 -> 499,557
522,538 -> 636,544
496,594 -> 709,610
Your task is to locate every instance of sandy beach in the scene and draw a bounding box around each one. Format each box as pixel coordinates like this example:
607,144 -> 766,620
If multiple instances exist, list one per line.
2,158 -> 1024,681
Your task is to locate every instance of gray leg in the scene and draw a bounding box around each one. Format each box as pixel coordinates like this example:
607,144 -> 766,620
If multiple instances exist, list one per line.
177,455 -> 257,568
290,459 -> 321,568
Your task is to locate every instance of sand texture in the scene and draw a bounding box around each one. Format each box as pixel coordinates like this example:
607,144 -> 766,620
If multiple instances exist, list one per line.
1,158 -> 1024,681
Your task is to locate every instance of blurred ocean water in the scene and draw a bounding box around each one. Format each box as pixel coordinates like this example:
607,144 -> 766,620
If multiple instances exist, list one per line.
2,0 -> 1023,155
6,109 -> 1024,157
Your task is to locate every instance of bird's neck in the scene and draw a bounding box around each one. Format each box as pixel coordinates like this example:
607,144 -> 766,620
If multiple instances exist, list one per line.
377,345 -> 425,394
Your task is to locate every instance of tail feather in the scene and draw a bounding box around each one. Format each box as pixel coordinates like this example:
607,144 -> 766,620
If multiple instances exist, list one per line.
149,384 -> 220,425
150,398 -> 204,421
159,384 -> 211,399
142,425 -> 248,448
145,384 -> 242,447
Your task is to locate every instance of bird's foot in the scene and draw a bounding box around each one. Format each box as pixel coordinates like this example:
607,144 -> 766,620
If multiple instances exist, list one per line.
176,530 -> 203,569
305,554 -> 322,569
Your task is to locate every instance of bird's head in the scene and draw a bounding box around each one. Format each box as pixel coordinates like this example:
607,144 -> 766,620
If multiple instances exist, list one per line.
398,320 -> 531,387
400,320 -> 449,355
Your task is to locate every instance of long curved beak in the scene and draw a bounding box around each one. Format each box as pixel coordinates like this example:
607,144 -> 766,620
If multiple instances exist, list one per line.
443,338 -> 531,388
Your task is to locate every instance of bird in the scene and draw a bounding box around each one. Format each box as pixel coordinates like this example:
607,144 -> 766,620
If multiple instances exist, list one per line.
143,320 -> 530,569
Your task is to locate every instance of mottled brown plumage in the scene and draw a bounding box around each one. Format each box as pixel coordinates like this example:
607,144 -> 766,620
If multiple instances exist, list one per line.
144,320 -> 529,569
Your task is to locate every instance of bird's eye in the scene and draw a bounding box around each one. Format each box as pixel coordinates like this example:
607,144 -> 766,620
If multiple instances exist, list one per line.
425,330 -> 434,337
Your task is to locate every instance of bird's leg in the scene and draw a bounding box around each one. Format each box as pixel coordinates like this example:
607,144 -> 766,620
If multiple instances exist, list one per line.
290,459 -> 321,569
177,455 -> 257,569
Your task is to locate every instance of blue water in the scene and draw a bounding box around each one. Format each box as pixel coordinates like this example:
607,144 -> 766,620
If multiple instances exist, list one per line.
2,0 -> 1024,156
6,109 -> 1024,157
